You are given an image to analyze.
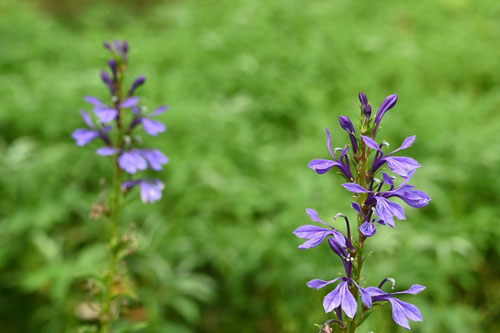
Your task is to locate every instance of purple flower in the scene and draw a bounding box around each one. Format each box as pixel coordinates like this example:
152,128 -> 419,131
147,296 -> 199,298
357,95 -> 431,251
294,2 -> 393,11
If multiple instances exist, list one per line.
362,135 -> 421,178
119,151 -> 148,174
293,209 -> 346,249
359,91 -> 372,119
307,276 -> 372,318
122,178 -> 164,203
97,148 -> 169,174
85,96 -> 140,124
71,110 -> 111,146
308,128 -> 354,180
342,171 -> 430,227
373,94 -> 398,136
85,96 -> 118,123
141,106 -> 168,136
366,284 -> 425,330
339,116 -> 358,153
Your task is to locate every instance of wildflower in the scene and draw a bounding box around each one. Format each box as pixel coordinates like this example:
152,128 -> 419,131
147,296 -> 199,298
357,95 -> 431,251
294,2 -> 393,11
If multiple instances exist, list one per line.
308,128 -> 354,180
130,106 -> 168,136
122,179 -> 164,203
84,96 -> 140,123
361,135 -> 420,178
293,209 -> 346,249
72,110 -> 111,146
366,283 -> 425,330
96,147 -> 169,174
342,170 -> 430,227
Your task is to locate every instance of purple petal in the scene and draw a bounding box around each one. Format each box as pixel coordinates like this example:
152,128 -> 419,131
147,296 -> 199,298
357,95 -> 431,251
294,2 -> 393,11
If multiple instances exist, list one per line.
305,208 -> 322,223
323,282 -> 343,313
389,187 -> 431,208
340,281 -> 357,318
393,284 -> 426,295
72,129 -> 99,146
150,105 -> 169,117
142,118 -> 166,136
307,278 -> 341,290
140,149 -> 169,171
351,202 -> 366,218
359,221 -> 376,237
386,156 -> 421,178
326,128 -> 334,158
118,151 -> 148,174
96,147 -> 119,156
378,94 -> 398,115
375,196 -> 407,227
382,172 -> 394,186
308,159 -> 340,174
388,298 -> 411,330
388,136 -> 416,156
297,230 -> 335,249
139,180 -> 164,203
80,110 -> 94,128
393,299 -> 423,322
293,225 -> 332,239
352,281 -> 373,308
94,107 -> 118,123
332,230 -> 347,248
121,97 -> 140,108
342,183 -> 370,193
365,287 -> 387,298
361,135 -> 382,152
373,94 -> 398,136
85,96 -> 105,107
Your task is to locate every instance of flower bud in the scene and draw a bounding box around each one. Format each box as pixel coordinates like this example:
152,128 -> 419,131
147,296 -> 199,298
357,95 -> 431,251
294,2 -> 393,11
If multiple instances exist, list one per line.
108,59 -> 118,80
128,76 -> 146,96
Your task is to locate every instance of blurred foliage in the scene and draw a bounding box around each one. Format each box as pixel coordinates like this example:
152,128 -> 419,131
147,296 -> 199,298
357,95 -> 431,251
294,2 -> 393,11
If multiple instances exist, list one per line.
0,0 -> 499,332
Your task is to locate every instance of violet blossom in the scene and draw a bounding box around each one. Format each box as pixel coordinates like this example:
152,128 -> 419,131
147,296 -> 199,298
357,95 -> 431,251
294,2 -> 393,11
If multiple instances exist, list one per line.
295,91 -> 429,331
72,40 -> 169,204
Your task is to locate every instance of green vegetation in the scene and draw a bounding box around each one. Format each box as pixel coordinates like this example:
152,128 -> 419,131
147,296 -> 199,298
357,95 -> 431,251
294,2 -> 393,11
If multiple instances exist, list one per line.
0,0 -> 499,332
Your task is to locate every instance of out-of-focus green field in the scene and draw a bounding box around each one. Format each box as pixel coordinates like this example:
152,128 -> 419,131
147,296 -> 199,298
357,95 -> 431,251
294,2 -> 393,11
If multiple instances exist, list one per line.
0,0 -> 499,332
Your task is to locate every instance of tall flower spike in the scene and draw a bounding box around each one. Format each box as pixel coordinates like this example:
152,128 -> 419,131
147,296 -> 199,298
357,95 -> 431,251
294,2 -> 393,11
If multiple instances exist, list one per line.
72,41 -> 170,331
295,91 -> 428,331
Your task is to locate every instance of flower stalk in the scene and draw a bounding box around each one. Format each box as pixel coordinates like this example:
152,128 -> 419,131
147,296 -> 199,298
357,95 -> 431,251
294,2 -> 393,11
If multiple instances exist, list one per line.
72,40 -> 169,332
297,92 -> 430,332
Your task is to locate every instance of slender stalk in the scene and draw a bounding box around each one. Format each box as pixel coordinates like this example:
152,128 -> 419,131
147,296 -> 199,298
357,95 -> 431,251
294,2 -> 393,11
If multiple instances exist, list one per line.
100,62 -> 125,333
346,142 -> 372,333
100,161 -> 122,333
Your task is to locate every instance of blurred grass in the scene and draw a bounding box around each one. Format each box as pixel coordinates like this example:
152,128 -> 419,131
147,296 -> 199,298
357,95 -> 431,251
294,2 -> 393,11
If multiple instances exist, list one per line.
0,0 -> 499,332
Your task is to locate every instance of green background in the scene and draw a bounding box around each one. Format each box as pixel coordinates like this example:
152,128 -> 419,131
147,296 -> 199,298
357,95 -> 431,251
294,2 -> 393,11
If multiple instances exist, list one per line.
0,0 -> 499,332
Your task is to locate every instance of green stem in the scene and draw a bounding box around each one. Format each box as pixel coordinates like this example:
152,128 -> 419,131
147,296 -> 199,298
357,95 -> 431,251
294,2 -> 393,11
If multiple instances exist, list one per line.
100,159 -> 123,333
100,60 -> 126,333
346,143 -> 372,333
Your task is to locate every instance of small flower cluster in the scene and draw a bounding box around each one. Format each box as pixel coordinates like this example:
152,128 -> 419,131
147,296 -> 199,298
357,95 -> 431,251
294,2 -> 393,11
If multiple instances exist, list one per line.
295,92 -> 430,331
72,40 -> 168,203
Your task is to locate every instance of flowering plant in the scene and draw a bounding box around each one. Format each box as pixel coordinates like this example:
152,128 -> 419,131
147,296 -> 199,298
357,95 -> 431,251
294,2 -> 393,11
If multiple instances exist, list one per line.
72,41 -> 168,332
295,92 -> 430,332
